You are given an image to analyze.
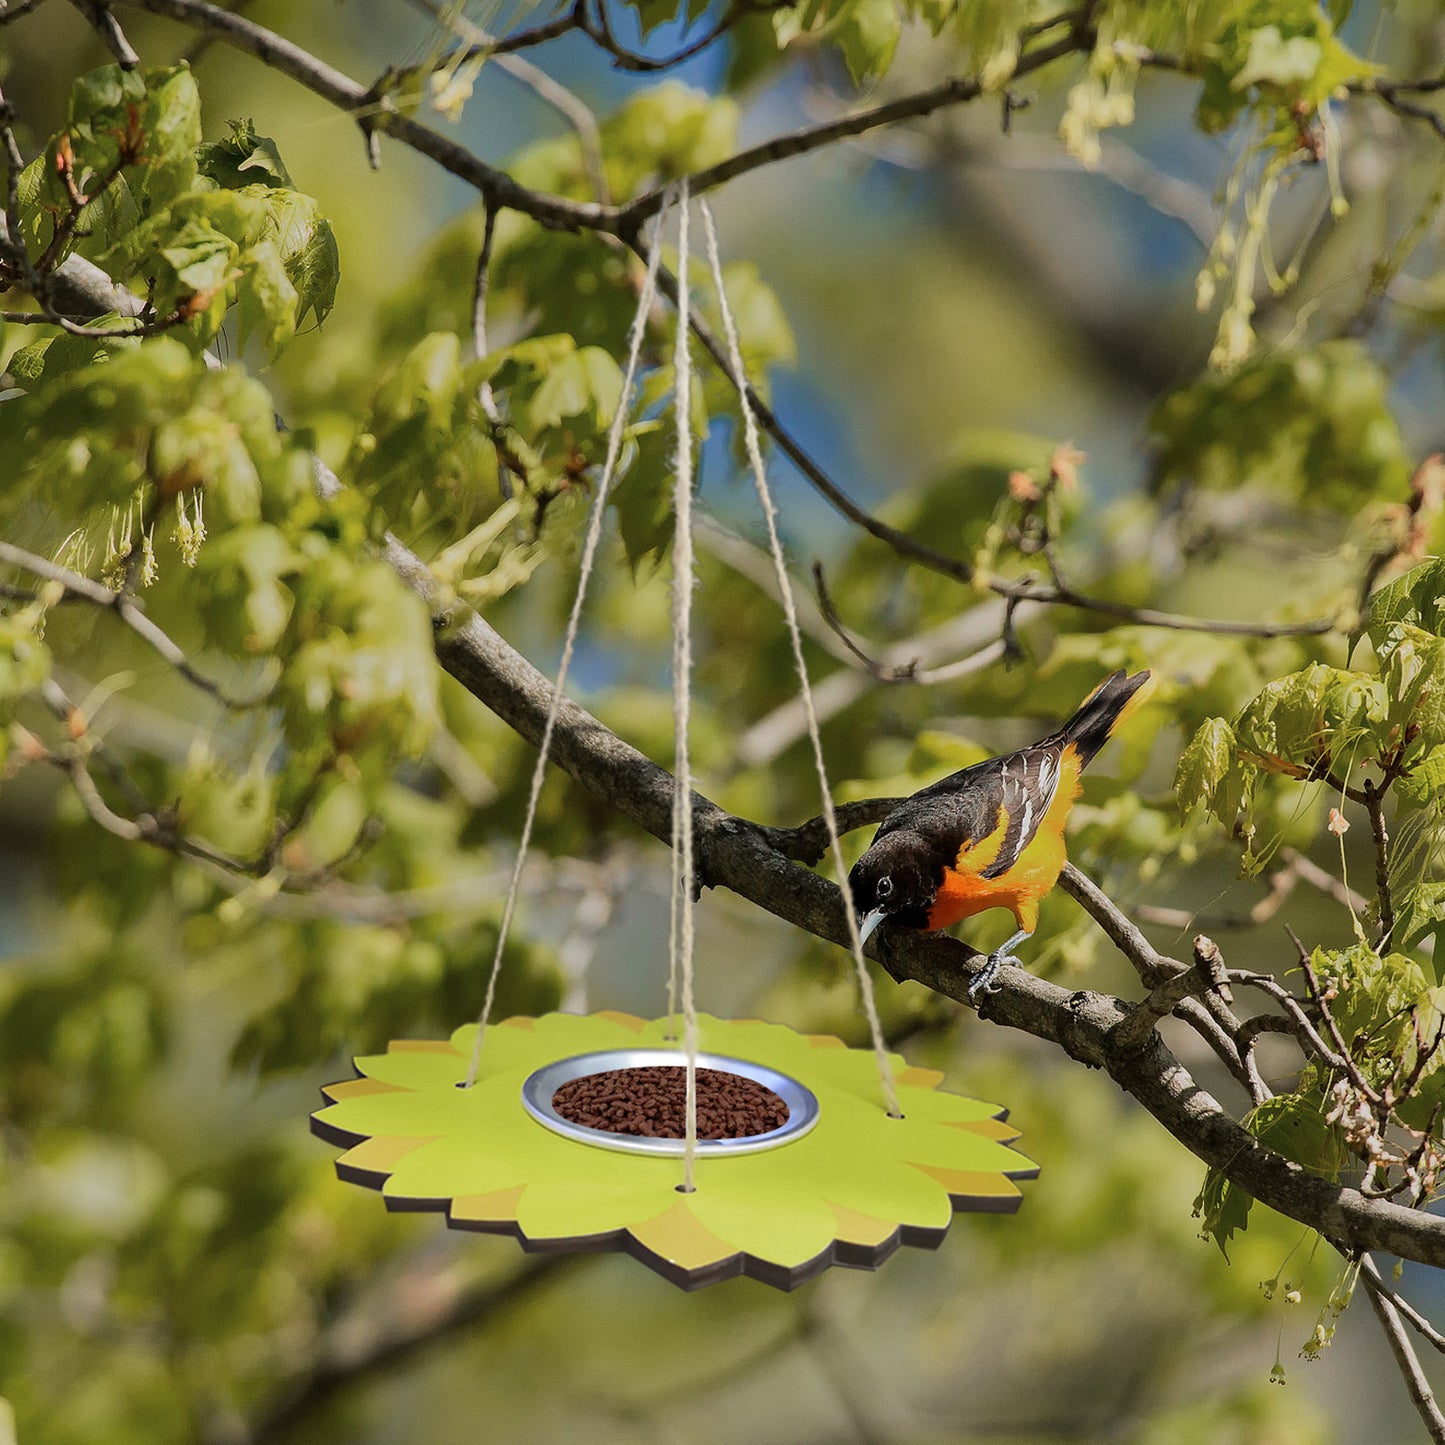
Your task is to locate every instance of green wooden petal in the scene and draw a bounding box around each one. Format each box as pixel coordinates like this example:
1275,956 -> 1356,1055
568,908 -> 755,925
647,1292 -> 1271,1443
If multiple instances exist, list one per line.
513,1161 -> 679,1240
317,1083 -> 473,1139
687,1174 -> 839,1268
381,1135 -> 533,1200
349,1045 -> 468,1090
883,1123 -> 1037,1175
314,1011 -> 1037,1288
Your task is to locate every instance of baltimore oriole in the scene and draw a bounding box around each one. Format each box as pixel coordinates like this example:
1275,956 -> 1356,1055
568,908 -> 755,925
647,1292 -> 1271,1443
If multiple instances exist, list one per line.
849,669 -> 1154,1000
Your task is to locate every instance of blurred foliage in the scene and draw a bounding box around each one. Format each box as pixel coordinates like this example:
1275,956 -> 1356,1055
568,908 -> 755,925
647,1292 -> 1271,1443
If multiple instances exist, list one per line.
1,0 -> 1444,1442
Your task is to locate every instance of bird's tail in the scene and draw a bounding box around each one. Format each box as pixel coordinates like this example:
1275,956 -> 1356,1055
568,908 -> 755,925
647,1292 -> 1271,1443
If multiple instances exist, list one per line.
1050,669 -> 1154,768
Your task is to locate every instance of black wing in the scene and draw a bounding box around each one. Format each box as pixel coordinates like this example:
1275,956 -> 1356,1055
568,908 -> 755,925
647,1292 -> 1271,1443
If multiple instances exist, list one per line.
875,744 -> 1063,880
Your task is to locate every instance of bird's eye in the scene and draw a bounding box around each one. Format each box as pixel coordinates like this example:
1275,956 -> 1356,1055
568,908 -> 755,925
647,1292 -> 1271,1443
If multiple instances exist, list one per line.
876,876 -> 893,899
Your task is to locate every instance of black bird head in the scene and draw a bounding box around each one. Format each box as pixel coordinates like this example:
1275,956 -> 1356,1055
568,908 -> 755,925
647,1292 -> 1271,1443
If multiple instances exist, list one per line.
848,831 -> 938,944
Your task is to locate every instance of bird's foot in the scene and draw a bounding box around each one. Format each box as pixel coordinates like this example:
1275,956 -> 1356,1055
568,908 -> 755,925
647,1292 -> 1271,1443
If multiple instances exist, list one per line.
967,949 -> 1020,1006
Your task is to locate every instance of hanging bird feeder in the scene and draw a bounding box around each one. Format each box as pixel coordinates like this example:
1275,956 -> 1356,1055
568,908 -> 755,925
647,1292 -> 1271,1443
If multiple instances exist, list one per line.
312,1012 -> 1035,1290
312,185 -> 1036,1289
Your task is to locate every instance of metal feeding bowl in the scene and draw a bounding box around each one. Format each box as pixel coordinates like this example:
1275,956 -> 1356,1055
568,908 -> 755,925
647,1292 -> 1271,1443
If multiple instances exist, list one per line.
520,1048 -> 821,1158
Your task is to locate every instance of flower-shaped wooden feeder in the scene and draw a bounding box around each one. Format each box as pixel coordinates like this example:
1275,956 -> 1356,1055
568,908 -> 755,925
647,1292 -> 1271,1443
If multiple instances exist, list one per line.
312,1010 -> 1038,1290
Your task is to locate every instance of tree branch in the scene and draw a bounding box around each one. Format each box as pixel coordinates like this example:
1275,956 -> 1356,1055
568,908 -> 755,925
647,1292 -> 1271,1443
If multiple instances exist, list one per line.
405,0 -> 610,203
247,1256 -> 581,1444
0,0 -> 49,26
1362,1254 -> 1445,1444
50,3 -> 1348,643
0,540 -> 268,709
306,453 -> 1445,1269
1365,780 -> 1396,948
68,0 -> 140,67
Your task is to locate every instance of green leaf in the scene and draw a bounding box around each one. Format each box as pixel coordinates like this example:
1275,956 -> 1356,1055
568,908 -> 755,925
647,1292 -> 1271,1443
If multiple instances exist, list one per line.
612,425 -> 674,570
1175,717 -> 1236,813
630,0 -> 681,37
1378,624 -> 1445,759
1233,664 -> 1338,774
198,524 -> 299,651
133,64 -> 203,211
234,237 -> 299,353
265,191 -> 339,328
160,226 -> 237,295
1247,1092 -> 1348,1179
833,0 -> 902,81
597,85 -> 739,197
528,346 -> 622,429
1367,559 -> 1445,647
1313,945 -> 1431,1050
1152,343 -> 1411,513
177,754 -> 276,858
6,331 -> 131,384
1196,1089 -> 1348,1259
1193,1164 -> 1254,1260
197,118 -> 295,190
1394,883 -> 1445,956
1396,750 -> 1445,810
0,611 -> 52,704
372,331 -> 464,429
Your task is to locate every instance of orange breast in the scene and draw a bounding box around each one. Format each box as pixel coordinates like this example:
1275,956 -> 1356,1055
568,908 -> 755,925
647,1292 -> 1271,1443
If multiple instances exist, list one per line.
925,744 -> 1083,934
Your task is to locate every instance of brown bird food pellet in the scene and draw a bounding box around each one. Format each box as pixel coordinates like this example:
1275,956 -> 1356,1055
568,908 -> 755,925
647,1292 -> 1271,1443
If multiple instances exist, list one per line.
552,1066 -> 789,1140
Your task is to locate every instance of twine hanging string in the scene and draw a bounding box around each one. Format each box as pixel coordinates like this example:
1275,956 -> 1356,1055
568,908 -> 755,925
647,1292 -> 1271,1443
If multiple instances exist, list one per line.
698,198 -> 902,1119
463,189 -> 674,1089
668,178 -> 703,1192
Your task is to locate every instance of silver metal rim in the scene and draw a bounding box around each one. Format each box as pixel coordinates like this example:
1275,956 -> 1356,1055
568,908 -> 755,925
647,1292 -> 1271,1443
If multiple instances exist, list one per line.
520,1048 -> 821,1157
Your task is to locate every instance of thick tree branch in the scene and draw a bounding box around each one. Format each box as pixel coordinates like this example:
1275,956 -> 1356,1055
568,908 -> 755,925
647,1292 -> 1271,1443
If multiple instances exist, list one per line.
30,0 -> 1445,1291
313,460 -> 1445,1270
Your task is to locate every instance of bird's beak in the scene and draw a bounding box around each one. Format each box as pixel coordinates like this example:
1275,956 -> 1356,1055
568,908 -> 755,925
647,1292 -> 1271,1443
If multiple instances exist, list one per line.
857,908 -> 885,948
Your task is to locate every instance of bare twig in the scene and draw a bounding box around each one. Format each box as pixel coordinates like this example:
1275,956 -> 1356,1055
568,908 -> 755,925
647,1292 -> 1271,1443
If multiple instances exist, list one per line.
0,0 -> 48,24
1111,954 -> 1215,1057
1134,847 -> 1369,933
1370,83 -> 1445,143
1362,1258 -> 1445,1354
249,1256 -> 582,1443
0,305 -> 191,337
1362,1255 -> 1445,1444
1175,996 -> 1267,1104
652,255 -> 1343,641
68,0 -> 141,66
484,1 -> 585,56
731,599 -> 1027,769
1281,845 -> 1371,915
406,0 -> 609,202
1291,925 -> 1386,1106
1364,780 -> 1396,948
0,540 -> 269,709
1136,866 -> 1299,932
578,0 -> 788,73
695,516 -> 858,665
1229,964 -> 1367,1091
1057,862 -> 1176,985
810,560 -> 1008,684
